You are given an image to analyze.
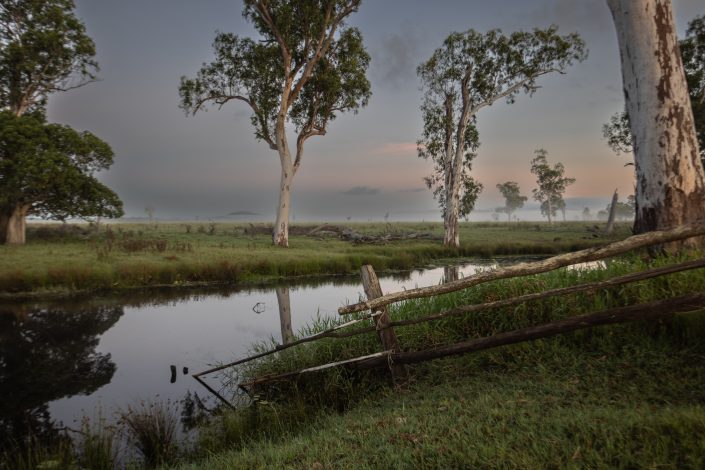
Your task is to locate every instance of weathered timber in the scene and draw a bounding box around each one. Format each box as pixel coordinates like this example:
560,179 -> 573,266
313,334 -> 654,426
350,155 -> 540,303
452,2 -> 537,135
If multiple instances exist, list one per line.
239,350 -> 392,389
195,257 -> 705,379
360,265 -> 407,382
386,258 -> 705,329
338,222 -> 705,315
351,293 -> 705,369
192,314 -> 379,378
192,375 -> 235,409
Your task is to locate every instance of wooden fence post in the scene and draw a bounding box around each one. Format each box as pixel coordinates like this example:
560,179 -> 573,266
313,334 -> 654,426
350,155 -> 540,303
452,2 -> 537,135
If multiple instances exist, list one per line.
360,265 -> 407,383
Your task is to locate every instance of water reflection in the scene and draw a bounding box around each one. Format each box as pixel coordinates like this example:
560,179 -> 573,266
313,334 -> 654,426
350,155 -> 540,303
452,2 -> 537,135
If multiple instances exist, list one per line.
443,266 -> 460,283
0,304 -> 122,450
275,287 -> 294,345
0,258 -> 511,447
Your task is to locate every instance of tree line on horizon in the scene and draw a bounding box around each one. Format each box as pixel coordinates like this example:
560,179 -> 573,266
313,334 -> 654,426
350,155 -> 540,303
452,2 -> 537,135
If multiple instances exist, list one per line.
1,0 -> 703,251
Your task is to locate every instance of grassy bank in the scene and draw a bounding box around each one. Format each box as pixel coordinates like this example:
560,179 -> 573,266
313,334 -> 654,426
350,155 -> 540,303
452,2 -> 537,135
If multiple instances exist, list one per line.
0,221 -> 631,297
176,254 -> 705,469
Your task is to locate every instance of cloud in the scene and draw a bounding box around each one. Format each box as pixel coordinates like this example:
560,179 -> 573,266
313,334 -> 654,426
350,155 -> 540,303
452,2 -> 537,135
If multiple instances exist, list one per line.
342,185 -> 381,195
372,24 -> 423,90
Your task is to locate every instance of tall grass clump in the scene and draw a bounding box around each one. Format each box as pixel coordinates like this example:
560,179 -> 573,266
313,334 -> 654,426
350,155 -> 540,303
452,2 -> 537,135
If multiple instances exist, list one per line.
118,399 -> 180,468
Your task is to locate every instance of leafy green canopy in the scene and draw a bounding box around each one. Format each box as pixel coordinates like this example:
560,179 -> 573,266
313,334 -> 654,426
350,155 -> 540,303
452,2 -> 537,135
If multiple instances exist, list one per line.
179,0 -> 370,160
603,14 -> 705,165
417,26 -> 586,220
0,0 -> 98,115
0,111 -> 122,220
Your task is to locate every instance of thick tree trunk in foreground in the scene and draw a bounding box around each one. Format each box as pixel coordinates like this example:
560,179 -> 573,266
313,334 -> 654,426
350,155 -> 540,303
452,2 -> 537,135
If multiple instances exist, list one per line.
608,0 -> 705,250
0,205 -> 28,245
605,189 -> 619,235
275,287 -> 294,345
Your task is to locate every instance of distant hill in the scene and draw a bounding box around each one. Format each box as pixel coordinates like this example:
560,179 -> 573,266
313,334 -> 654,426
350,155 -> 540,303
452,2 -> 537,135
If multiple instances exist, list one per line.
227,211 -> 260,216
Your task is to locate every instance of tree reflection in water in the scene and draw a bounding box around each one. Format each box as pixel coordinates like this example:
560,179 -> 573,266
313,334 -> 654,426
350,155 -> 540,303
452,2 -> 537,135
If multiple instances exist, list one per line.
0,304 -> 122,452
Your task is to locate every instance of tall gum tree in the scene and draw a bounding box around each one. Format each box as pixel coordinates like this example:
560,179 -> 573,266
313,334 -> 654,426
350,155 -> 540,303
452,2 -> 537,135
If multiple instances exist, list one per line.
179,0 -> 371,247
417,27 -> 586,247
0,0 -> 99,244
607,0 -> 705,250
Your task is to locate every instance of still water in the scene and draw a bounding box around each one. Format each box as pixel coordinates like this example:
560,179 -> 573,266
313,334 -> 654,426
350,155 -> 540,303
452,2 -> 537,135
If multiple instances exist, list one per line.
0,260 -> 517,442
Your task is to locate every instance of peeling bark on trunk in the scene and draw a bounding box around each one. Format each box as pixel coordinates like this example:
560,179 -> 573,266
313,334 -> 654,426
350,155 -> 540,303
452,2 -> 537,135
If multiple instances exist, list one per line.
275,286 -> 294,345
608,0 -> 705,250
1,205 -> 28,245
605,190 -> 619,235
443,198 -> 460,247
272,158 -> 294,247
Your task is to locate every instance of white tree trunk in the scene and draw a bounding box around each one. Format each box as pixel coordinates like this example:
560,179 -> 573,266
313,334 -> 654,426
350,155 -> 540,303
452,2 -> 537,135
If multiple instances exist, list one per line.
547,199 -> 553,225
0,205 -> 28,245
272,161 -> 293,247
275,286 -> 294,345
607,0 -> 705,249
444,179 -> 461,248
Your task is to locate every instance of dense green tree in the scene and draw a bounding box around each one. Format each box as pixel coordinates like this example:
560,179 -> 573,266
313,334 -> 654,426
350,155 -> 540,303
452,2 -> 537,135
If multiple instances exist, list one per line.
417,26 -> 585,247
0,0 -> 120,244
495,181 -> 527,222
179,0 -> 371,247
530,149 -> 575,225
0,111 -> 123,244
0,0 -> 98,116
603,14 -> 705,167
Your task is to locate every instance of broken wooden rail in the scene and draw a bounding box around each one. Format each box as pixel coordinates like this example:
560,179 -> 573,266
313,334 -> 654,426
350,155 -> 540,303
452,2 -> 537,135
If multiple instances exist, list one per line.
338,222 -> 705,315
192,223 -> 705,399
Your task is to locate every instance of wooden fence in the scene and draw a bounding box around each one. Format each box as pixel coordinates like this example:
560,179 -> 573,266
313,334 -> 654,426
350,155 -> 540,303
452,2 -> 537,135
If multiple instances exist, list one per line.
193,222 -> 705,402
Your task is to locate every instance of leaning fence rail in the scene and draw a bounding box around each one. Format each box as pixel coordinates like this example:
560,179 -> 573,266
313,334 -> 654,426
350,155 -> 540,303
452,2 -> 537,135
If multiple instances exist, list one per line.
193,222 -> 705,400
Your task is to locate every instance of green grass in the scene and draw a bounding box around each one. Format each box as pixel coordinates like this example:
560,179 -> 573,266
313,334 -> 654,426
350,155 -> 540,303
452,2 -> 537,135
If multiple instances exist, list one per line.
173,254 -> 705,469
0,221 -> 631,297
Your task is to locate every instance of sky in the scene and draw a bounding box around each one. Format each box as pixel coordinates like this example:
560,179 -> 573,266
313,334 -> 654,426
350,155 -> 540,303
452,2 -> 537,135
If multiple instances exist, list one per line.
46,0 -> 704,221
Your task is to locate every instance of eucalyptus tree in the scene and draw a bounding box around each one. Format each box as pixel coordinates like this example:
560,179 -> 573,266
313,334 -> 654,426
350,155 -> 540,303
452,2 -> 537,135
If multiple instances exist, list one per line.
0,111 -> 123,244
417,26 -> 586,247
179,0 -> 371,247
603,14 -> 705,167
530,149 -> 575,225
0,0 -> 109,244
496,181 -> 527,222
607,1 -> 705,249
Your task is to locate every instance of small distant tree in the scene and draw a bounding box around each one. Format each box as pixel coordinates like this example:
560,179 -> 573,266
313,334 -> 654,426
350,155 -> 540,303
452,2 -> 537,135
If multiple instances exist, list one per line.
0,111 -> 123,243
145,205 -> 155,225
179,0 -> 371,247
417,26 -> 586,247
530,149 -> 575,225
582,206 -> 592,220
496,181 -> 527,222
